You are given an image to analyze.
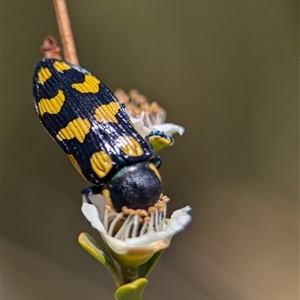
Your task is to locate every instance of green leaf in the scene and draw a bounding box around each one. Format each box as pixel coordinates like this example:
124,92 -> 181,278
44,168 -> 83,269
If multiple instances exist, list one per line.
115,278 -> 148,300
78,232 -> 121,287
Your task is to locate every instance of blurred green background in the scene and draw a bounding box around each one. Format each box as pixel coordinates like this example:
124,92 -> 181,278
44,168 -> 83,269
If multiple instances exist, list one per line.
2,1 -> 298,299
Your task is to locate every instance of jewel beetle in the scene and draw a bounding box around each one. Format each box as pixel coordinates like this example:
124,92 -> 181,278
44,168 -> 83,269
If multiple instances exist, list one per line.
32,59 -> 172,212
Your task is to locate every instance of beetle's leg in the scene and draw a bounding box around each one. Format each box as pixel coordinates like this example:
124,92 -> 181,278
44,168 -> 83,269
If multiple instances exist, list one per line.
146,130 -> 173,153
81,185 -> 104,203
149,156 -> 162,169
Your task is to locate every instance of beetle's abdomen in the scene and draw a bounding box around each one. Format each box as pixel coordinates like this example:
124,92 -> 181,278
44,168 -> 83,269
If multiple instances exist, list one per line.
32,59 -> 153,184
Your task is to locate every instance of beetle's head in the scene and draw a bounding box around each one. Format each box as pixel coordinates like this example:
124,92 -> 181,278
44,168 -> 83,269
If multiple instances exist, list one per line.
102,161 -> 162,213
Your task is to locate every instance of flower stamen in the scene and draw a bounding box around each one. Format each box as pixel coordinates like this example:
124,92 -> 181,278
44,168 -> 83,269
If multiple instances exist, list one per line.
115,89 -> 166,128
121,216 -> 131,240
131,215 -> 139,238
108,212 -> 124,236
114,213 -> 131,240
104,198 -> 168,242
104,205 -> 115,231
140,221 -> 149,235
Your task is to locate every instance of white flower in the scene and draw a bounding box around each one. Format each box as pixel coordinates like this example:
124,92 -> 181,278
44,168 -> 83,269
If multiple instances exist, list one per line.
131,117 -> 185,139
81,194 -> 191,268
114,88 -> 185,139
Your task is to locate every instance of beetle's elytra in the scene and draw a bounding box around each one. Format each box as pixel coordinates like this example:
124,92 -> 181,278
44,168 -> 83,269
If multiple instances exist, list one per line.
33,59 -> 169,212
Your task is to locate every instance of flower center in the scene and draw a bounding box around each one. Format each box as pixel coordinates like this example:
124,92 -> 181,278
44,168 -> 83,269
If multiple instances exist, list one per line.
104,194 -> 170,241
115,89 -> 166,127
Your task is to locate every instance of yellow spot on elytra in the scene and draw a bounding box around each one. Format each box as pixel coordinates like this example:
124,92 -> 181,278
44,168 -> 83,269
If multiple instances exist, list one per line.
56,118 -> 91,143
68,154 -> 87,181
148,163 -> 162,181
38,90 -> 65,115
53,61 -> 71,72
120,135 -> 144,157
71,74 -> 100,93
37,67 -> 52,84
94,102 -> 120,123
90,151 -> 113,178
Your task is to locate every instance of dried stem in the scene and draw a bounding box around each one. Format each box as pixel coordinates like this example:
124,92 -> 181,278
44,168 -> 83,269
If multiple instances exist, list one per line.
53,0 -> 79,65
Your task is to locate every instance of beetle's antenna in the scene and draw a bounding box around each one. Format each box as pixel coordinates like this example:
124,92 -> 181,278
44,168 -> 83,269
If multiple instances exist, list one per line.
53,0 -> 79,65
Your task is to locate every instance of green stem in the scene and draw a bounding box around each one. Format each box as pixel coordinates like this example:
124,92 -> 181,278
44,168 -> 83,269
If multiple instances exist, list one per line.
121,267 -> 138,284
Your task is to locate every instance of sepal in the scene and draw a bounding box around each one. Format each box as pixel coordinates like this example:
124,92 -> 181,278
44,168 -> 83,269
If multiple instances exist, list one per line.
78,232 -> 120,287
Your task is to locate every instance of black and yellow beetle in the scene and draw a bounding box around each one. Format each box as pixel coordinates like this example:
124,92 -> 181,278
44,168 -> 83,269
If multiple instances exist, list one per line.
33,59 -> 172,212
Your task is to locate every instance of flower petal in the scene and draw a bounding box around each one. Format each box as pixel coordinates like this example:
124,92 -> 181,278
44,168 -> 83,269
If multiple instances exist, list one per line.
130,117 -> 144,128
130,117 -> 151,137
125,231 -> 169,247
81,202 -> 106,234
104,234 -> 129,254
131,117 -> 185,137
150,123 -> 185,136
165,206 -> 192,235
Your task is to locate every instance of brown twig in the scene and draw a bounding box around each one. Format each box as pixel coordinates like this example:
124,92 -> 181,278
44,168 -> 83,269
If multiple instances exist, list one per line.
53,0 -> 79,65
